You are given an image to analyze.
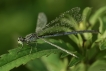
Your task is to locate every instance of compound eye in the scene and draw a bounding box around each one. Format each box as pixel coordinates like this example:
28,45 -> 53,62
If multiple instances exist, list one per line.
18,37 -> 25,42
18,37 -> 19,41
18,37 -> 22,41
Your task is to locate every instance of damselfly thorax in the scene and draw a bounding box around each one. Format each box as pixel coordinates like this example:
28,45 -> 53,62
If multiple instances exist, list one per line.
18,33 -> 38,45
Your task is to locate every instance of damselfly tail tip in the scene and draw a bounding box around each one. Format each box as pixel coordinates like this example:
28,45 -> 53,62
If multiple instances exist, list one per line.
91,30 -> 100,34
95,30 -> 101,34
98,31 -> 102,34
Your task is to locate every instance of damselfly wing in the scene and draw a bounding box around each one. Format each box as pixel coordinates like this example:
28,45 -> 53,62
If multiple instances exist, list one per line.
36,12 -> 47,34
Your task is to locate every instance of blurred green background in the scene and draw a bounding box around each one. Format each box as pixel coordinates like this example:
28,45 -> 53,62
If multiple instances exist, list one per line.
0,0 -> 106,71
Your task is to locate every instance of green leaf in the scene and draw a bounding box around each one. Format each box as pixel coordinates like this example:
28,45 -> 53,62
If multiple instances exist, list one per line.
89,6 -> 106,27
68,34 -> 79,45
68,58 -> 80,67
96,50 -> 106,59
99,38 -> 106,50
95,30 -> 106,50
41,54 -> 68,71
68,55 -> 83,67
70,62 -> 86,71
77,34 -> 83,48
0,39 -> 78,71
60,52 -> 69,58
82,7 -> 92,26
0,42 -> 60,71
88,59 -> 106,71
44,39 -> 78,58
98,17 -> 103,33
68,16 -> 79,30
26,59 -> 48,71
40,26 -> 71,36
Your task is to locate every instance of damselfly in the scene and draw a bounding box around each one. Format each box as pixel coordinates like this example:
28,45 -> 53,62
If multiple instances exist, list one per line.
18,10 -> 99,58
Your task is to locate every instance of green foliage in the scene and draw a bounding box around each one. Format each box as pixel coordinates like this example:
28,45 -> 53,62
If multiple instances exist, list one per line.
0,40 -> 62,71
0,6 -> 106,71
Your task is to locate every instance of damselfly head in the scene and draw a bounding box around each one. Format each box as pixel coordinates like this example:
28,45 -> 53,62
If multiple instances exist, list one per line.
18,37 -> 25,46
